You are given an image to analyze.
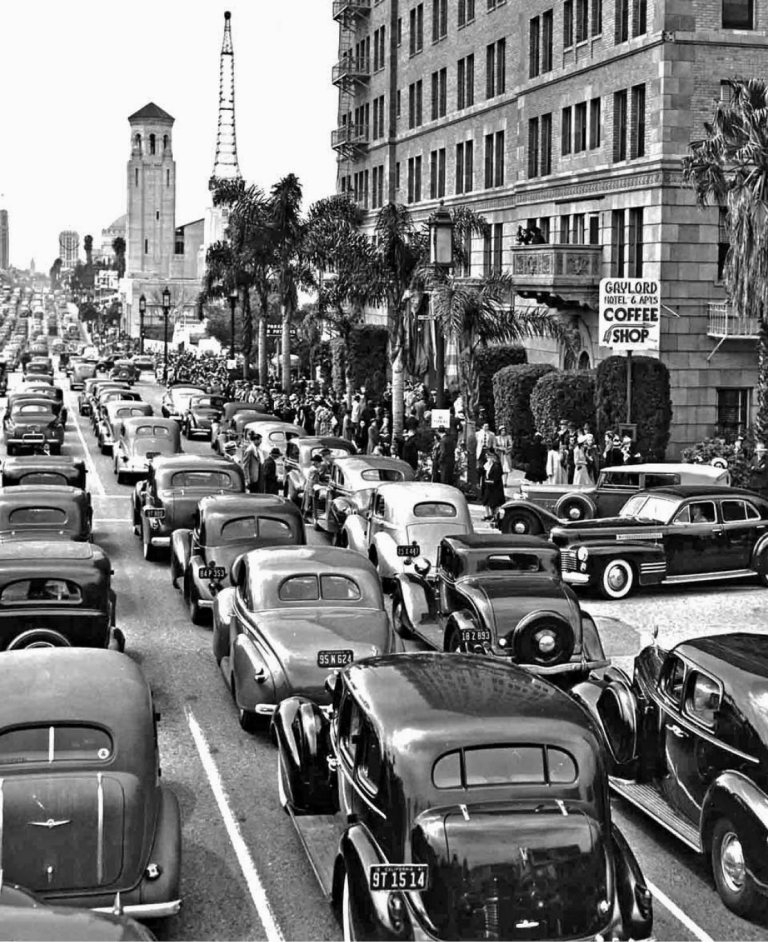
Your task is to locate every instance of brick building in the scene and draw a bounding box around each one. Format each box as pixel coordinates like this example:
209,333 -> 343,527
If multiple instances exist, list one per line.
331,0 -> 768,455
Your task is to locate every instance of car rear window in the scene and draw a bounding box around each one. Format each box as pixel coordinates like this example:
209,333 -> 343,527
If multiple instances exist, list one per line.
433,745 -> 577,788
135,425 -> 172,437
0,725 -> 113,764
278,574 -> 362,602
170,470 -> 237,489
220,515 -> 293,542
8,507 -> 67,525
310,447 -> 349,459
18,472 -> 69,486
361,468 -> 406,482
0,578 -> 82,604
14,404 -> 50,414
413,501 -> 457,518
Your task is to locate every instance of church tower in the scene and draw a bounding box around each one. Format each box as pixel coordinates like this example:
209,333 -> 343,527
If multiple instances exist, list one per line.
126,103 -> 176,277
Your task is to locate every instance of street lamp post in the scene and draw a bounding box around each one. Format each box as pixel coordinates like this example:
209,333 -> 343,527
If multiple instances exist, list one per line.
228,288 -> 238,362
162,287 -> 171,384
138,294 -> 146,355
428,201 -> 454,410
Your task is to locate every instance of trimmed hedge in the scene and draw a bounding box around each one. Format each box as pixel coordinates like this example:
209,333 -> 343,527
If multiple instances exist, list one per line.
595,356 -> 672,461
681,432 -> 756,489
530,371 -> 596,447
493,363 -> 557,469
475,345 -> 527,427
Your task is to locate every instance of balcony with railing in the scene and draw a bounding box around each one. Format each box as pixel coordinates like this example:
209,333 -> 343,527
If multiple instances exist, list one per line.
707,301 -> 760,338
332,54 -> 371,86
331,123 -> 369,152
332,0 -> 371,22
509,244 -> 603,309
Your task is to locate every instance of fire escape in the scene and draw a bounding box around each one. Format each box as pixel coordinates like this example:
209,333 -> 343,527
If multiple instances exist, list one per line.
331,0 -> 371,192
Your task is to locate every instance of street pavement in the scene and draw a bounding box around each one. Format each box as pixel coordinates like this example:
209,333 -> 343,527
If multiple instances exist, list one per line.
25,368 -> 768,941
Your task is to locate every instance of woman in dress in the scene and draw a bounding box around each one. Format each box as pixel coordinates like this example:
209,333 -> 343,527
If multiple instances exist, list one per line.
481,450 -> 506,521
573,435 -> 593,486
546,435 -> 567,485
495,425 -> 513,475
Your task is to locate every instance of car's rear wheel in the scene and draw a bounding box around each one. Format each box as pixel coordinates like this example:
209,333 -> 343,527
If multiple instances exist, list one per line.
8,628 -> 71,650
556,495 -> 594,521
232,674 -> 260,733
711,817 -> 760,918
502,509 -> 542,535
599,558 -> 636,600
391,597 -> 413,640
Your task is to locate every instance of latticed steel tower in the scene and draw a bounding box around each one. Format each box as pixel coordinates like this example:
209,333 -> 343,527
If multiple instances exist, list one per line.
210,10 -> 241,187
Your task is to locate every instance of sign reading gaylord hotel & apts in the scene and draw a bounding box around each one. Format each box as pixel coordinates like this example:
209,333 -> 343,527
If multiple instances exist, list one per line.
598,278 -> 661,351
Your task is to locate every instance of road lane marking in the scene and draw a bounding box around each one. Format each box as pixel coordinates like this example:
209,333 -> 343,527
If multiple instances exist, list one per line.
647,880 -> 713,942
69,394 -> 107,498
185,706 -> 285,942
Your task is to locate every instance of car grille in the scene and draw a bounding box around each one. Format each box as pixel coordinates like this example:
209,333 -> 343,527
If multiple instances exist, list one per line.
560,549 -> 578,572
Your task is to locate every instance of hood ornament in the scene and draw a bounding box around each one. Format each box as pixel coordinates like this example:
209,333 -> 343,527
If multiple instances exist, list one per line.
29,818 -> 71,829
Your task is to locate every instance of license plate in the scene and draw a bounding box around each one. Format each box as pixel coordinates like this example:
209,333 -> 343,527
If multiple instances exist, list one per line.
199,566 -> 226,581
317,650 -> 354,668
397,544 -> 420,557
145,451 -> 160,459
22,434 -> 44,442
143,507 -> 165,519
459,626 -> 492,645
369,865 -> 429,892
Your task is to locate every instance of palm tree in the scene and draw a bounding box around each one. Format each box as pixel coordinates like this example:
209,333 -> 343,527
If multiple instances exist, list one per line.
682,77 -> 768,443
84,235 -> 93,267
49,257 -> 63,289
268,174 -> 305,393
112,237 -> 126,279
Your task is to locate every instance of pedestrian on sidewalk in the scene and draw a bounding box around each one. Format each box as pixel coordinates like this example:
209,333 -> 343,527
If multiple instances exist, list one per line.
241,430 -> 263,493
481,450 -> 505,520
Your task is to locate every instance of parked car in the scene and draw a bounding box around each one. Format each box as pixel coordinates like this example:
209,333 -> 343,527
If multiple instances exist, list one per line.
112,417 -> 182,484
497,463 -> 732,536
0,485 -> 92,542
342,482 -> 472,587
1,455 -> 87,490
550,484 -> 768,599
132,454 -> 245,561
0,540 -> 122,650
17,383 -> 68,426
161,384 -> 206,421
313,454 -> 415,536
283,436 -> 357,505
0,362 -> 7,395
210,401 -> 274,452
69,358 -> 98,390
24,357 -> 53,377
3,400 -> 65,456
170,492 -> 306,624
238,419 -> 308,478
130,354 -> 156,372
274,652 -> 654,941
212,409 -> 274,455
213,547 -> 393,730
98,401 -> 153,455
0,648 -> 181,917
181,393 -> 226,440
109,359 -> 139,385
574,631 -> 768,920
393,532 -> 608,678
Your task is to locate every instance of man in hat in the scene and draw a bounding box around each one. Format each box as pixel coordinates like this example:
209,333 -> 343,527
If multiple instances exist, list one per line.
403,427 -> 419,471
262,448 -> 281,495
241,430 -> 264,493
303,453 -> 327,519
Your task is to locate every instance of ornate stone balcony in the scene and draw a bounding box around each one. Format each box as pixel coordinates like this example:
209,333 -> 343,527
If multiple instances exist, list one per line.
509,244 -> 602,310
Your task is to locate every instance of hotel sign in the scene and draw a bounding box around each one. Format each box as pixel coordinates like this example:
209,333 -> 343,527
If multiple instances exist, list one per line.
598,278 -> 661,351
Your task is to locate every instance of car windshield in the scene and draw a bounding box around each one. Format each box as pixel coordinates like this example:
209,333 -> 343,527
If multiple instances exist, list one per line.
619,494 -> 679,523
170,470 -> 238,489
309,447 -> 349,460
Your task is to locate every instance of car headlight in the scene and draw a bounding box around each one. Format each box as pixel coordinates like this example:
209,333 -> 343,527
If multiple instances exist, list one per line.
577,546 -> 589,561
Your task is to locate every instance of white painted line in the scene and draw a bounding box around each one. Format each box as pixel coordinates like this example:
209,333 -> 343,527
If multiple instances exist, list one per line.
70,407 -> 107,498
93,518 -> 132,524
647,880 -> 713,942
185,706 -> 285,942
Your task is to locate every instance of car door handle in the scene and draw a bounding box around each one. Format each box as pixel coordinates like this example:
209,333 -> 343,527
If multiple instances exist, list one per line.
712,527 -> 723,534
668,724 -> 688,739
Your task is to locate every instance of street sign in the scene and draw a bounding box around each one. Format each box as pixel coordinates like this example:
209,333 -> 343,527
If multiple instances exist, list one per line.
430,409 -> 451,429
598,278 -> 660,351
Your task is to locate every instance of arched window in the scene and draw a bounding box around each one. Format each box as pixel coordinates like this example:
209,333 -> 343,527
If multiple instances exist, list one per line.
163,134 -> 169,151
134,133 -> 142,153
578,351 -> 591,370
149,134 -> 156,155
564,350 -> 577,371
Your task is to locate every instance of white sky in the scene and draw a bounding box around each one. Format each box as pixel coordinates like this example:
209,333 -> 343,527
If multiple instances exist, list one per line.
0,0 -> 339,269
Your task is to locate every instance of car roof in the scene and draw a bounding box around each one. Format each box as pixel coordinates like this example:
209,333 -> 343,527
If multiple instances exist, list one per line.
681,633 -> 768,681
601,463 -> 728,479
242,544 -> 375,575
0,485 -> 83,496
153,454 -> 239,471
2,456 -> 85,471
0,540 -> 101,561
636,485 -> 760,499
121,416 -> 178,430
444,533 -> 553,551
333,455 -> 413,473
372,481 -> 465,501
199,493 -> 300,516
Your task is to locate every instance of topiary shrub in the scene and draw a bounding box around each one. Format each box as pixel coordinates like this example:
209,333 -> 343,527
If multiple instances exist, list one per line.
493,363 -> 557,469
595,356 -> 672,461
330,337 -> 347,397
348,325 -> 389,397
530,370 -> 596,446
475,345 -> 527,427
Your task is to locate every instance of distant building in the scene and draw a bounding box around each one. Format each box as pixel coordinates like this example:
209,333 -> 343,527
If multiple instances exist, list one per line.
58,230 -> 79,269
0,210 -> 8,270
99,214 -> 127,265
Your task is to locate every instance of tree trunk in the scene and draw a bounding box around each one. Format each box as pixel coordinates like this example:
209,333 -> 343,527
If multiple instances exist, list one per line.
391,346 -> 405,439
241,289 -> 252,381
757,319 -> 768,447
258,296 -> 269,387
281,303 -> 292,393
459,343 -> 480,490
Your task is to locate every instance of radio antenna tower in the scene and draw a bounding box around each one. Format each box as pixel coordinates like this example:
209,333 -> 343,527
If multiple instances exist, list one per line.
210,10 -> 241,187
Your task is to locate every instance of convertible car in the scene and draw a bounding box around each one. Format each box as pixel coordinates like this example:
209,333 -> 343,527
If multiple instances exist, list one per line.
211,402 -> 274,451
574,632 -> 768,921
274,652 -> 653,941
0,649 -> 181,918
170,493 -> 305,624
283,436 -> 357,506
212,546 -> 393,730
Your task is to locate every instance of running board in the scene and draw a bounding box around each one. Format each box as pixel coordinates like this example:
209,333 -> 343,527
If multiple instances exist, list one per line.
286,809 -> 340,901
610,779 -> 701,851
662,569 -> 754,585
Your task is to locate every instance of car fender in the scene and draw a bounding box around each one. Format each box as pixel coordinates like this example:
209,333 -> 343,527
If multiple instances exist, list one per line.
342,514 -> 368,556
611,824 -> 653,939
370,531 -> 399,578
232,631 -> 278,709
171,529 -> 192,574
139,784 -> 182,907
273,697 -> 337,815
750,533 -> 768,572
212,586 -> 237,635
393,572 -> 434,633
569,674 -> 639,773
188,552 -> 216,601
702,771 -> 768,885
555,491 -> 598,521
497,499 -> 561,536
574,541 -> 666,584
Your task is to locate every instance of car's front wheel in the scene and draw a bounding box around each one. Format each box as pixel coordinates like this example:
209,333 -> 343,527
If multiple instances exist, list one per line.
8,628 -> 71,650
599,558 -> 636,600
342,874 -> 357,942
501,509 -> 542,535
711,817 -> 760,918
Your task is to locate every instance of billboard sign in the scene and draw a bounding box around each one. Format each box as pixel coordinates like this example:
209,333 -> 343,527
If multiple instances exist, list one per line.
598,278 -> 661,351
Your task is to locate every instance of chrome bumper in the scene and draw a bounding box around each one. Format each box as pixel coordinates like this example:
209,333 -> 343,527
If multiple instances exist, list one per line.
562,571 -> 590,584
93,899 -> 181,918
147,535 -> 172,547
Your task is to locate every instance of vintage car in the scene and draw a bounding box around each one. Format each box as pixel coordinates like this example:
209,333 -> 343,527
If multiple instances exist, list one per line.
133,454 -> 245,561
211,401 -> 273,451
4,400 -> 65,455
0,485 -> 92,542
212,409 -> 274,455
110,359 -> 139,385
213,546 -> 393,730
161,383 -> 206,421
98,400 -> 154,455
92,387 -> 143,427
112,417 -> 183,484
0,361 -> 7,395
0,648 -> 181,917
1,455 -> 87,490
0,540 -> 123,651
342,482 -> 473,587
274,652 -> 653,941
498,463 -> 732,536
18,383 -> 68,426
313,454 -> 415,536
231,419 -> 308,478
69,358 -> 98,390
24,357 -> 54,377
130,354 -> 156,372
392,533 -> 608,678
20,373 -> 53,386
181,393 -> 226,440
550,485 -> 768,599
283,436 -> 357,505
81,380 -> 130,419
574,632 -> 768,920
171,492 -> 305,623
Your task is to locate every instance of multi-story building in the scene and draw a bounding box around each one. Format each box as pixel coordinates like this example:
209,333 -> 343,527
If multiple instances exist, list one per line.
331,0 -> 768,455
58,230 -> 79,269
0,210 -> 8,270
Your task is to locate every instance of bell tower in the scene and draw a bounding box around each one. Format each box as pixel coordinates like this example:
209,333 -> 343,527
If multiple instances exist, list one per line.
126,103 -> 176,277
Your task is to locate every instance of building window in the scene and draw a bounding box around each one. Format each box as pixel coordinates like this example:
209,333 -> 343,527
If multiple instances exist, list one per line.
632,83 -> 646,157
723,0 -> 753,26
634,0 -> 647,35
457,141 -> 475,194
718,206 -> 729,281
144,239 -> 148,254
156,211 -> 160,220
483,231 -> 492,275
529,17 -> 540,78
589,97 -> 601,148
542,10 -> 554,71
589,213 -> 600,243
539,217 -> 551,241
410,4 -> 424,55
611,209 -> 625,275
561,106 -> 572,156
559,215 -> 571,243
175,233 -> 185,254
166,169 -> 170,186
432,0 -> 448,40
397,17 -> 402,44
574,102 -> 587,152
396,161 -> 401,188
564,0 -> 574,47
373,26 -> 386,71
431,69 -> 447,120
486,39 -> 505,97
458,0 -> 476,25
372,165 -> 385,208
495,131 -> 505,185
615,0 -> 629,42
408,80 -> 423,128
430,148 -> 446,198
528,117 -> 540,178
614,89 -> 628,161
576,0 -> 589,41
717,388 -> 750,439
628,207 -> 644,275
149,133 -> 156,155
407,156 -> 422,202
457,54 -> 475,108
541,113 -> 552,174
397,89 -> 402,118
135,168 -> 139,187
591,0 -> 602,33
573,213 -> 586,243
493,222 -> 504,272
